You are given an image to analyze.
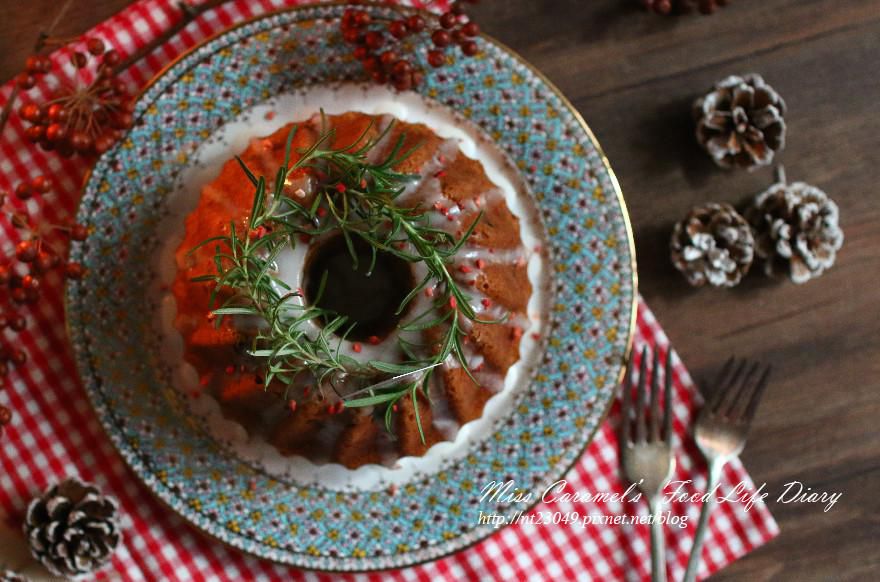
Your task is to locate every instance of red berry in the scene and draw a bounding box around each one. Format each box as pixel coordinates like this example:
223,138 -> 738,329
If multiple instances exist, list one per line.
94,133 -> 115,154
14,183 -> 33,200
87,38 -> 106,55
364,31 -> 384,50
24,55 -> 42,74
388,20 -> 408,39
461,40 -> 479,56
427,50 -> 445,68
0,406 -> 10,425
288,400 -> 297,413
451,1 -> 467,15
46,103 -> 68,122
45,123 -> 67,143
17,74 -> 35,89
111,112 -> 133,130
103,49 -> 121,67
353,45 -> 368,60
353,10 -> 370,27
31,176 -> 51,194
15,241 -> 37,262
21,275 -> 38,291
462,22 -> 480,36
392,60 -> 412,76
439,12 -> 458,29
19,103 -> 41,122
25,126 -> 44,143
406,15 -> 426,33
70,131 -> 93,153
65,262 -> 85,279
71,52 -> 88,69
379,51 -> 398,67
432,30 -> 451,48
112,78 -> 128,96
11,350 -> 26,365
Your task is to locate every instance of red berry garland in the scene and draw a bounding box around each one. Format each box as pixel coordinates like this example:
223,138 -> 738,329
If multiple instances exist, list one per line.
642,0 -> 729,15
341,1 -> 481,90
17,38 -> 134,159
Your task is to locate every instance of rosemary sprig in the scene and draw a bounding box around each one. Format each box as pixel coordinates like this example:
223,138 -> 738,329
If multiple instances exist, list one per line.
193,119 -> 497,441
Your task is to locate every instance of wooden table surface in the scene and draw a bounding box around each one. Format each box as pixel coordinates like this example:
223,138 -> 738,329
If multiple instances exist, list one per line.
2,1 -> 878,580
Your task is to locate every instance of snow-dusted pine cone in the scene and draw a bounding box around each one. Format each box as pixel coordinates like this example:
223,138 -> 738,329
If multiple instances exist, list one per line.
670,202 -> 754,287
24,478 -> 120,578
0,571 -> 29,582
745,175 -> 843,284
693,74 -> 786,170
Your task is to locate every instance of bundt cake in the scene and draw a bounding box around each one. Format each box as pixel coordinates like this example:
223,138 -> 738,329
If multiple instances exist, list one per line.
171,111 -> 533,469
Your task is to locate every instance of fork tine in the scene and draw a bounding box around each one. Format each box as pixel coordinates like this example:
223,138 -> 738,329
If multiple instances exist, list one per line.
714,358 -> 749,414
635,346 -> 648,443
663,349 -> 673,443
743,365 -> 772,422
620,349 -> 634,445
728,361 -> 761,418
707,356 -> 735,410
649,347 -> 661,442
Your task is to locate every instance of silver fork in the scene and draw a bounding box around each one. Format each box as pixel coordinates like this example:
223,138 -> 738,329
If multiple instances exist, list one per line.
620,346 -> 675,582
683,358 -> 772,582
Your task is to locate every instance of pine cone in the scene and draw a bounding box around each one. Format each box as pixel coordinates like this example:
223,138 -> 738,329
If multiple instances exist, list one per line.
1,571 -> 29,582
670,203 -> 754,287
745,173 -> 843,284
693,74 -> 786,170
24,478 -> 121,578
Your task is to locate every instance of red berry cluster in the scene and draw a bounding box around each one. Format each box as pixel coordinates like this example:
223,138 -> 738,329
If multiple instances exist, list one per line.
0,178 -> 88,436
18,38 -> 133,158
341,1 -> 481,91
642,0 -> 729,15
0,178 -> 87,307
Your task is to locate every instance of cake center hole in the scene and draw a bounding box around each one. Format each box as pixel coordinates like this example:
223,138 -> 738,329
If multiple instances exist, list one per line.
304,234 -> 414,342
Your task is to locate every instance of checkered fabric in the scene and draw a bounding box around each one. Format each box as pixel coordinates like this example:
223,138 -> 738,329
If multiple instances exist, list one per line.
0,1 -> 778,580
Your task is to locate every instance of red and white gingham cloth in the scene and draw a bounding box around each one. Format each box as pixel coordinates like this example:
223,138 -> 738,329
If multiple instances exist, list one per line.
0,1 -> 778,579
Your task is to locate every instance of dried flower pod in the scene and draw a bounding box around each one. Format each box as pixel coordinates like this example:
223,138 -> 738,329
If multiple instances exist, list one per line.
24,477 -> 121,578
693,73 -> 786,170
745,168 -> 843,284
670,202 -> 754,287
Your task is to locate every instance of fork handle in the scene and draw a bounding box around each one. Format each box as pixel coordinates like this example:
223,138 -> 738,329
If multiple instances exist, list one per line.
648,495 -> 667,582
684,459 -> 724,582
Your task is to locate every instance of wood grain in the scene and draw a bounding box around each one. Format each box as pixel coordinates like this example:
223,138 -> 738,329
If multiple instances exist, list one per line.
1,1 -> 878,579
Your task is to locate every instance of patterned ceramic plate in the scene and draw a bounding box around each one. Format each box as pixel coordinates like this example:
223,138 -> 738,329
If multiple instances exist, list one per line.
67,3 -> 635,571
